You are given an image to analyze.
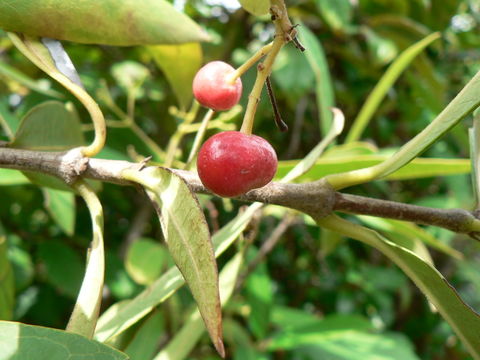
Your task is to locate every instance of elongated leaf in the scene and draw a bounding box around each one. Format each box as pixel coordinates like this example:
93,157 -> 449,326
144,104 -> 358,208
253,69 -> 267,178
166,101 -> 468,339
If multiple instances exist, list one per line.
0,60 -> 63,98
346,32 -> 441,143
271,306 -> 373,332
298,23 -> 336,135
280,108 -> 344,183
0,321 -> 128,360
0,236 -> 14,320
276,156 -> 470,182
318,214 -> 480,360
153,253 -> 243,360
315,0 -> 353,33
268,308 -> 419,359
148,43 -> 202,110
42,188 -> 75,236
0,0 -> 209,46
328,68 -> 480,190
9,100 -> 86,191
239,0 -> 270,16
95,203 -> 261,342
270,331 -> 420,360
11,101 -> 84,150
125,238 -> 170,285
124,310 -> 165,360
357,216 -> 434,265
357,215 -> 463,260
37,241 -> 83,298
122,167 -> 223,356
66,181 -> 105,339
0,169 -> 30,186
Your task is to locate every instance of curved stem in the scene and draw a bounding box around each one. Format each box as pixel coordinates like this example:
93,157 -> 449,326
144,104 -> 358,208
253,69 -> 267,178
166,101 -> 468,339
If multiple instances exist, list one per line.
8,33 -> 106,157
225,42 -> 274,84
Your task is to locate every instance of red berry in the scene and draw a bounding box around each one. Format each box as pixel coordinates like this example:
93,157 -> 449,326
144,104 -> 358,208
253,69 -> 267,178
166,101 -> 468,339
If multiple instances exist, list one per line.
192,61 -> 242,111
197,131 -> 278,197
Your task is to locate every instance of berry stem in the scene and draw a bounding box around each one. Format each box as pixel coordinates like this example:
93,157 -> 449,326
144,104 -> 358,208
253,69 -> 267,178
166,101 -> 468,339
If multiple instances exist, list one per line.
225,42 -> 274,85
239,0 -> 294,135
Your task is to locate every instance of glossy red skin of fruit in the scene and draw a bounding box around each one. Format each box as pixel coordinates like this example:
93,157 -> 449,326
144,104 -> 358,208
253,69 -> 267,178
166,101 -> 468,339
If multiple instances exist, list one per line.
197,131 -> 278,197
192,61 -> 242,111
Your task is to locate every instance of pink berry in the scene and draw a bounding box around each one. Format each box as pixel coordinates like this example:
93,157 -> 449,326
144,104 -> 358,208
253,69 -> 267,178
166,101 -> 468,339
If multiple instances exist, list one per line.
197,131 -> 278,197
192,61 -> 242,111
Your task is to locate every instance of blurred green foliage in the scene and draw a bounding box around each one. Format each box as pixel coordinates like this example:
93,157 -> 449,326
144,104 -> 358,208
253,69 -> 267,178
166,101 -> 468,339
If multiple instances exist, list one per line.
0,0 -> 480,359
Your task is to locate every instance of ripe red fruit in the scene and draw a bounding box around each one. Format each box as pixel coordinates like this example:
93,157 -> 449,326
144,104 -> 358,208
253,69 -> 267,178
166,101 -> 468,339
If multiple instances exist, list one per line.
192,61 -> 242,111
197,131 -> 278,197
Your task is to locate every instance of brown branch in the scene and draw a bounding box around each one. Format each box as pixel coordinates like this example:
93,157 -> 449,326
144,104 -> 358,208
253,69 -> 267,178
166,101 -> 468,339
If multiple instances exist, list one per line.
0,147 -> 479,236
334,192 -> 478,234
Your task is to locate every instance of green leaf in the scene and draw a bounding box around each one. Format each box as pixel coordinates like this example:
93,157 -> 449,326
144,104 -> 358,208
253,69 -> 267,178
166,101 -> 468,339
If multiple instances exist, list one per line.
284,333 -> 420,360
8,100 -> 97,192
0,169 -> 30,186
319,214 -> 480,360
271,307 -> 372,331
273,45 -> 315,99
95,203 -> 262,342
11,101 -> 84,150
42,188 -> 76,236
0,60 -> 63,98
148,43 -> 203,110
0,321 -> 128,360
357,216 -> 434,265
153,253 -> 243,360
0,236 -> 15,320
125,238 -> 170,285
111,61 -> 150,93
267,310 -> 419,359
239,0 -> 270,16
315,0 -> 353,33
357,216 -> 463,260
245,251 -> 273,339
37,240 -> 84,299
345,32 -> 441,143
328,67 -> 480,190
66,181 -> 105,339
276,156 -> 471,182
280,108 -> 344,183
122,167 -> 224,356
298,23 -> 336,136
124,310 -> 165,360
0,0 -> 209,46
362,28 -> 398,66
7,237 -> 34,292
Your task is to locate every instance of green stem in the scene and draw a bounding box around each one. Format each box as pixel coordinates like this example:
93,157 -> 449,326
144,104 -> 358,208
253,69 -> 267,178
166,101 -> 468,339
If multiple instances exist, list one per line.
184,109 -> 215,169
164,102 -> 200,167
239,0 -> 290,135
225,42 -> 274,84
130,122 -> 166,162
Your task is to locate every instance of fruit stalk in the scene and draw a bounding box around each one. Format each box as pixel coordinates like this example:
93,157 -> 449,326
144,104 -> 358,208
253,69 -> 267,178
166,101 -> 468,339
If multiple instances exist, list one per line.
239,0 -> 293,135
225,41 -> 274,84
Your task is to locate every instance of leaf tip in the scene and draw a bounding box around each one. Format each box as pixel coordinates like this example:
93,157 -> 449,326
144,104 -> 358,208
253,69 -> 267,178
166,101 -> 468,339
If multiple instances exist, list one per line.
214,336 -> 226,358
